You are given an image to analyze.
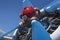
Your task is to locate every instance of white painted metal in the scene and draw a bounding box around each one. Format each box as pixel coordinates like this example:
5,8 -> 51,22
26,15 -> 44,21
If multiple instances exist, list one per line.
50,25 -> 60,40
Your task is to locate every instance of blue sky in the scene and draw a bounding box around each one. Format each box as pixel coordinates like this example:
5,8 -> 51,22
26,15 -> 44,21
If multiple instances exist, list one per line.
0,0 -> 54,35
0,0 -> 22,35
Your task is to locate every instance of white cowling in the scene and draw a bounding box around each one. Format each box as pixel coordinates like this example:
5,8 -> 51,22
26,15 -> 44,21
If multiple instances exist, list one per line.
50,25 -> 60,40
